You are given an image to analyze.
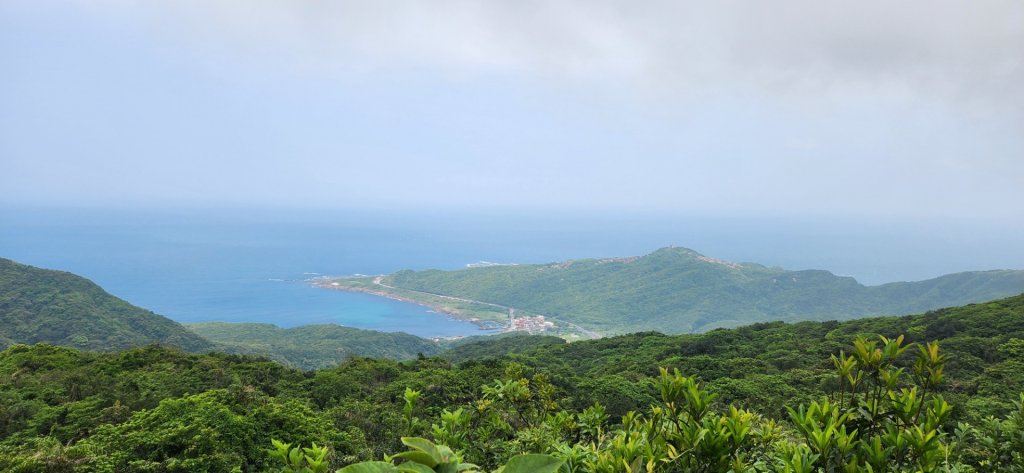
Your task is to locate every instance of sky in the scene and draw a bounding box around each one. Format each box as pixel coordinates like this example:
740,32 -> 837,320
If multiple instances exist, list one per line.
1,1 -> 1023,221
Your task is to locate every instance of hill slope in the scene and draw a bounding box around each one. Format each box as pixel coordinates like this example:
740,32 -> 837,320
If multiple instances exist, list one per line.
382,247 -> 1024,333
0,257 -> 213,351
187,322 -> 443,370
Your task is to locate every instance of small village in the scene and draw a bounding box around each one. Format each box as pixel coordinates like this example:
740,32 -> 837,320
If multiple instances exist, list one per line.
507,313 -> 555,333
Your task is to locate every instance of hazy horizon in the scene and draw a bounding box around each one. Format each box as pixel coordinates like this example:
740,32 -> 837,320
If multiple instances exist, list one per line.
3,205 -> 1023,287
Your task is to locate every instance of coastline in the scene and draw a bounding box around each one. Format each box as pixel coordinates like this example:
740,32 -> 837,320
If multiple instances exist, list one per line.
309,278 -> 505,331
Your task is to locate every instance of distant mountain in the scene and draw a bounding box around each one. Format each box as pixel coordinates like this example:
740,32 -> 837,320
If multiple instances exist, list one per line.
187,322 -> 443,370
384,247 -> 1024,333
0,257 -> 213,351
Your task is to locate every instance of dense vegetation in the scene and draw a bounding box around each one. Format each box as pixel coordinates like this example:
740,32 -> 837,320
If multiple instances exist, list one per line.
0,258 -> 212,352
333,337 -> 1023,472
381,247 -> 1024,333
1,294 -> 1022,471
188,322 -> 445,370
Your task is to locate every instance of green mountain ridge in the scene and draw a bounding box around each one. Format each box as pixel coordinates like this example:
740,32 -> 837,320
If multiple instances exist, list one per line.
0,257 -> 213,352
384,246 -> 1024,333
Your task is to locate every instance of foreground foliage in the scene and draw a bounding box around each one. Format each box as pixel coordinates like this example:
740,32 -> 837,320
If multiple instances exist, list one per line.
299,334 -> 1023,472
1,294 -> 1023,471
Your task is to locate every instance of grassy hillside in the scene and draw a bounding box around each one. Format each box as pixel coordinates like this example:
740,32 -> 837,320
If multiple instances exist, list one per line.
188,322 -> 444,370
0,257 -> 213,352
382,247 -> 1024,333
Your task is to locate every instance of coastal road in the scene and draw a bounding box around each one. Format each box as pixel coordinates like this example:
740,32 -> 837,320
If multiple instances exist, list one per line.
371,277 -> 602,339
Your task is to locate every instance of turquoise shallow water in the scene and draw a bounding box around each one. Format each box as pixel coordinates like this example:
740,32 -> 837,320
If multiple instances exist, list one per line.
2,208 -> 1021,338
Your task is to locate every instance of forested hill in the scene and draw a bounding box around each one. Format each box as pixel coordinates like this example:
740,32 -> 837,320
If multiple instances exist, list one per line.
385,246 -> 1024,333
0,257 -> 213,352
187,322 -> 445,370
1,293 -> 1022,471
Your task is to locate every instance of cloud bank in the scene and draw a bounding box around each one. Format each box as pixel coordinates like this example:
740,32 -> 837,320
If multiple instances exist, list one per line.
60,1 -> 1021,112
2,1 -> 1022,218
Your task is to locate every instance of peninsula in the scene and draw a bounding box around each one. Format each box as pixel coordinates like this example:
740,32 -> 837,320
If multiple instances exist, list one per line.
311,276 -> 598,339
311,247 -> 1024,335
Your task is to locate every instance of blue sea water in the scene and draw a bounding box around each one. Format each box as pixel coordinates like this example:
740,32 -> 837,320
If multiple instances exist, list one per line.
2,207 -> 1022,338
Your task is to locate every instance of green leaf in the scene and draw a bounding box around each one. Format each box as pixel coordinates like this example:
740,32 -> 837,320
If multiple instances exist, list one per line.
400,437 -> 443,463
392,451 -> 439,468
497,454 -> 564,473
336,462 -> 401,473
396,463 -> 436,473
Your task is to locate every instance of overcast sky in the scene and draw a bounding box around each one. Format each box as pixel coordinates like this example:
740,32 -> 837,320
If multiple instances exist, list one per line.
1,1 -> 1022,220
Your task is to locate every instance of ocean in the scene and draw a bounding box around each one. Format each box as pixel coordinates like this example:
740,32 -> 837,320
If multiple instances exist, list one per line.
2,207 -> 1022,338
